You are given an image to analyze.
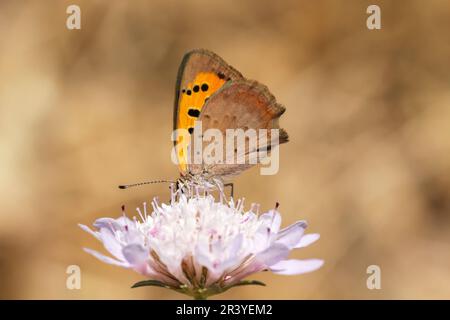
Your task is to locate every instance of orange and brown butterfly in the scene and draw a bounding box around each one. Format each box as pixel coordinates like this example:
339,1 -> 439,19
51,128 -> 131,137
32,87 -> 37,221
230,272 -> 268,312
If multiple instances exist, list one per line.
173,49 -> 288,189
120,49 -> 288,195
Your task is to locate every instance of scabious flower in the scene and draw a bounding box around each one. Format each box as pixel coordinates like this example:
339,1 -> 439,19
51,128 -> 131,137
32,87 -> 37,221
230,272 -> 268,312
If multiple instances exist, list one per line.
80,193 -> 323,299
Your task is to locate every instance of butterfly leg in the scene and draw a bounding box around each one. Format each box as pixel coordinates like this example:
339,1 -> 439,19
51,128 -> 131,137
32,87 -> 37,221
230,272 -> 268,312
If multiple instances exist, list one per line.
224,183 -> 234,199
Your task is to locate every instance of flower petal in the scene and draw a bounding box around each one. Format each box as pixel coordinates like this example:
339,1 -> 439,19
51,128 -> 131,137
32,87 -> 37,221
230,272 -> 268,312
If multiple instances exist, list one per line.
99,228 -> 124,260
122,244 -> 149,266
93,217 -> 124,232
255,243 -> 290,266
78,224 -> 100,240
295,233 -> 320,248
228,234 -> 243,256
83,248 -> 128,267
276,221 -> 307,249
259,210 -> 282,233
270,259 -> 324,275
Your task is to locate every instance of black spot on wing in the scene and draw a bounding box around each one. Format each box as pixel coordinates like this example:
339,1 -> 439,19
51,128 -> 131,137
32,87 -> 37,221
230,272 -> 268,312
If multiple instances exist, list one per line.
188,109 -> 200,118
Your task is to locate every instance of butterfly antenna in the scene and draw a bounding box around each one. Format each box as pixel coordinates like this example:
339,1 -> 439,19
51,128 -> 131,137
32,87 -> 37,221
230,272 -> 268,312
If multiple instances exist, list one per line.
118,180 -> 175,189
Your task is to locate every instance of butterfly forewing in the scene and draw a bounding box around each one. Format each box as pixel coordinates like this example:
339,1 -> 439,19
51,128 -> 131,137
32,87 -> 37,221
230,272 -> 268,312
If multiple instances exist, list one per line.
173,49 -> 243,174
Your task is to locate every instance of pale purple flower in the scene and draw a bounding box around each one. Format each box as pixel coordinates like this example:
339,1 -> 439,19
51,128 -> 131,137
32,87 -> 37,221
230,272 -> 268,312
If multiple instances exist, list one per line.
80,194 -> 323,299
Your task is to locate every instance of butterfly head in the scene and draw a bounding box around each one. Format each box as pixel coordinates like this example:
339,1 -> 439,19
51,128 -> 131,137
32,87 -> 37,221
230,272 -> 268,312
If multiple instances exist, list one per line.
176,170 -> 226,197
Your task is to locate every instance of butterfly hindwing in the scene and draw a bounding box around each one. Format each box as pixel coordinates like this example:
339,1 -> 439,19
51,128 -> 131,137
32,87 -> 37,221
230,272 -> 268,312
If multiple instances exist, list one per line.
173,49 -> 243,174
188,80 -> 288,179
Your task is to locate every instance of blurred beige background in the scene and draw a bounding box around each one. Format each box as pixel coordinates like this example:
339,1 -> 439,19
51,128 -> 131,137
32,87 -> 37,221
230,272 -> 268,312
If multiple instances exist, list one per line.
0,0 -> 449,299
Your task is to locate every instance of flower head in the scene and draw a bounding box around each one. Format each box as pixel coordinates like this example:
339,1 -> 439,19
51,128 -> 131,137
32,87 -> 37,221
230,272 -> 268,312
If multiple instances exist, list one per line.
80,194 -> 323,299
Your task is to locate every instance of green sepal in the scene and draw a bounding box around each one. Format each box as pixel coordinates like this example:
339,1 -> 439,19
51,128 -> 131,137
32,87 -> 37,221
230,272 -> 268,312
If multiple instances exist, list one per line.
131,280 -> 171,289
228,280 -> 266,288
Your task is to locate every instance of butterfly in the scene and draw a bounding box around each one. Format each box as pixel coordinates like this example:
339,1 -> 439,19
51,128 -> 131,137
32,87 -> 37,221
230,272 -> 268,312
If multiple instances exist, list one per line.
120,49 -> 288,197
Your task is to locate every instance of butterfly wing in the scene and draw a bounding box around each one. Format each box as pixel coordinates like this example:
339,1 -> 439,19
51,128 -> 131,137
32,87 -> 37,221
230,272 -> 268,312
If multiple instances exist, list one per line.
173,49 -> 243,174
189,80 -> 288,179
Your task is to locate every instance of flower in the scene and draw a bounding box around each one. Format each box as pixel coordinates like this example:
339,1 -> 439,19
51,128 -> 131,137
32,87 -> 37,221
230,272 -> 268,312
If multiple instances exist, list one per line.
80,194 -> 323,299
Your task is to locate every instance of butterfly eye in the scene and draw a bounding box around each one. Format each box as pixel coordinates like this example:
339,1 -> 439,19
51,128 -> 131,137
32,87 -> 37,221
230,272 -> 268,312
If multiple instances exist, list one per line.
201,83 -> 209,92
186,89 -> 192,95
193,85 -> 200,92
